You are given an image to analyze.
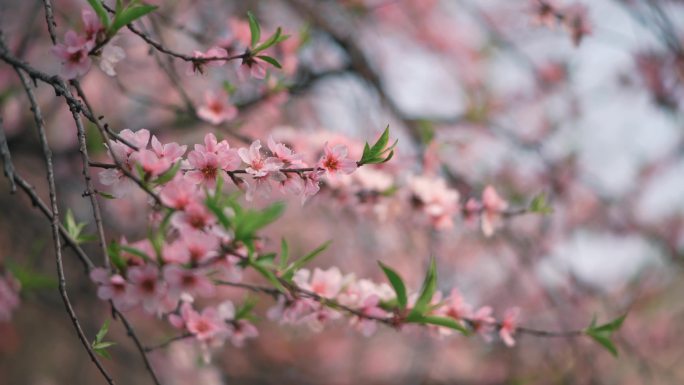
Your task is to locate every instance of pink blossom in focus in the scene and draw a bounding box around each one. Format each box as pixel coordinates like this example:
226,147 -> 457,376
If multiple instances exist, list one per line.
51,30 -> 93,79
238,140 -> 283,177
318,143 -> 357,176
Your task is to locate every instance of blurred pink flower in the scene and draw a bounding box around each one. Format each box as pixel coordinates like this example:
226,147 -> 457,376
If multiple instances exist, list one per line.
318,143 -> 357,176
197,90 -> 238,125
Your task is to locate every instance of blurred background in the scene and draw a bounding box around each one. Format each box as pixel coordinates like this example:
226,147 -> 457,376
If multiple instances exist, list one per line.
1,0 -> 683,384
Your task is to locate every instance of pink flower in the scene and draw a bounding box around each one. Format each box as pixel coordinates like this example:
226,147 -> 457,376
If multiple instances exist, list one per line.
408,176 -> 460,230
185,134 -> 240,187
273,172 -> 305,196
171,201 -> 216,230
160,178 -> 198,210
227,319 -> 259,347
294,267 -> 344,298
151,136 -> 186,163
82,9 -> 104,42
499,307 -> 520,347
185,152 -> 224,187
317,143 -> 357,176
131,149 -> 171,177
187,47 -> 228,75
51,30 -> 93,79
238,57 -> 267,80
97,42 -> 126,76
238,140 -> 283,177
127,264 -> 167,314
171,302 -> 227,342
163,229 -> 220,265
267,136 -> 305,167
163,265 -> 215,298
443,289 -> 473,321
244,175 -> 273,202
197,90 -> 238,125
119,128 -> 151,151
90,268 -> 134,310
350,295 -> 387,337
302,170 -> 323,203
481,185 -> 508,237
470,306 -> 496,337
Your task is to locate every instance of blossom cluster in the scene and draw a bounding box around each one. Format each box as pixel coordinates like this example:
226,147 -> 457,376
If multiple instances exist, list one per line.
267,266 -> 521,346
98,129 -> 357,202
51,10 -> 125,78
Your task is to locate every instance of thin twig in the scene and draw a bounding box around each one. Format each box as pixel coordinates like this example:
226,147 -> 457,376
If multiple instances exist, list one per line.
14,65 -> 116,385
0,118 -> 16,193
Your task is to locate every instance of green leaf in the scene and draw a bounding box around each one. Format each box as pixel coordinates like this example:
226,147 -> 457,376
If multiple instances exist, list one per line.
585,314 -> 627,357
247,11 -> 261,48
257,55 -> 282,69
530,192 -> 553,214
281,241 -> 332,281
95,319 -> 110,343
107,241 -> 126,271
234,202 -> 285,242
98,191 -> 117,200
279,238 -> 289,270
153,162 -> 181,186
407,257 -> 437,321
6,261 -> 57,291
234,296 -> 258,320
254,27 -> 289,53
359,126 -> 397,165
413,315 -> 469,335
378,261 -> 407,309
94,347 -> 112,359
93,341 -> 116,349
109,3 -> 158,37
87,0 -> 110,28
251,261 -> 286,293
119,245 -> 152,262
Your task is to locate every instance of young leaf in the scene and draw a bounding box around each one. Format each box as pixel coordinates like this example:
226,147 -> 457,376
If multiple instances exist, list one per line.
378,261 -> 407,309
281,241 -> 332,281
87,0 -> 110,29
153,161 -> 181,186
247,11 -> 261,48
234,202 -> 286,241
529,192 -> 553,214
279,238 -> 289,270
413,315 -> 469,335
95,319 -> 110,343
235,297 -> 258,320
254,27 -> 288,53
109,3 -> 158,36
257,55 -> 282,69
250,261 -> 287,293
6,261 -> 57,291
119,245 -> 152,262
407,257 -> 437,321
585,314 -> 627,357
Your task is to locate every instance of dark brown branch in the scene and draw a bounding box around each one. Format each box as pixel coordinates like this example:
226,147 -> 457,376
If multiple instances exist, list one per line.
14,64 -> 116,385
0,118 -> 16,193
